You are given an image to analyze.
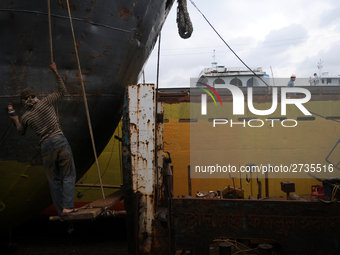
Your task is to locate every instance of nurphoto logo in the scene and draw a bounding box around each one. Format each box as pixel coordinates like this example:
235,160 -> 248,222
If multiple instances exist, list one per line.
200,83 -> 311,116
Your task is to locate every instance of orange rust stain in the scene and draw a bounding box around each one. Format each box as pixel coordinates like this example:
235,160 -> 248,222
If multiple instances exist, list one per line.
117,6 -> 132,21
69,83 -> 80,98
89,54 -> 102,59
75,73 -> 81,83
11,65 -> 18,75
86,9 -> 92,13
105,44 -> 111,48
57,0 -> 77,11
75,39 -> 82,49
75,73 -> 89,84
84,17 -> 92,23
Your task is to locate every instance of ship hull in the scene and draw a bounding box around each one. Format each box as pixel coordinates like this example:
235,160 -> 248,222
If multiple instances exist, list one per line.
0,0 -> 174,232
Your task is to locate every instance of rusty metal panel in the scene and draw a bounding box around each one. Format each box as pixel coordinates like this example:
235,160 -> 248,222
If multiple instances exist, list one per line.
123,84 -> 163,254
170,198 -> 340,255
129,84 -> 156,253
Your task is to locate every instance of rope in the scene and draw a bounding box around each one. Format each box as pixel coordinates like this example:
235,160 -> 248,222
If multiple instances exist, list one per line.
177,0 -> 193,39
332,185 -> 339,201
66,0 -> 107,207
47,0 -> 58,116
47,0 -> 53,63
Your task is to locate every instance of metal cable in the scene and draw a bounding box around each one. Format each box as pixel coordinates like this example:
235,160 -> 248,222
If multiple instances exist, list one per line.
188,0 -> 270,87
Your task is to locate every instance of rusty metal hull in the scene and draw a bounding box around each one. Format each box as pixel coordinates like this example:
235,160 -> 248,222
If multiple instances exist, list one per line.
170,198 -> 340,254
0,0 -> 174,232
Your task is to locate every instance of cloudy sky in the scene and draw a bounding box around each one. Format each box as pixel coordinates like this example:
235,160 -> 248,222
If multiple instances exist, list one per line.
138,0 -> 340,88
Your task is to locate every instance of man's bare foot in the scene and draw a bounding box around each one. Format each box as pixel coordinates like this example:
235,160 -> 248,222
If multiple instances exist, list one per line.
62,208 -> 78,215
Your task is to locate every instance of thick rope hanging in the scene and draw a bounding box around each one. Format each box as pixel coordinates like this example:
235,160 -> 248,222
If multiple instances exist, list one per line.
47,0 -> 53,63
177,0 -> 193,39
47,0 -> 59,116
66,0 -> 107,207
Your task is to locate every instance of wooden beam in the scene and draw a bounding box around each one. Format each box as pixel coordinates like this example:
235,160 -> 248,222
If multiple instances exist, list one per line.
49,189 -> 124,221
75,183 -> 122,189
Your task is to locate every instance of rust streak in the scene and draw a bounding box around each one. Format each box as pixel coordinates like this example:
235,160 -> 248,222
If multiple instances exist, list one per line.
57,0 -> 77,11
11,63 -> 18,75
117,6 -> 133,21
89,54 -> 102,59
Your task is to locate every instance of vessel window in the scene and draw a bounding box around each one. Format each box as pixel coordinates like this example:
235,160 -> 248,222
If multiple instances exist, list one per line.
246,77 -> 259,87
230,77 -> 242,87
197,77 -> 209,86
213,78 -> 225,85
322,79 -> 325,84
327,78 -> 332,84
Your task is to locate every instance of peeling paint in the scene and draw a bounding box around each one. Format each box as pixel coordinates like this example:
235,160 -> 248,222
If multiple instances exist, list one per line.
125,84 -> 158,253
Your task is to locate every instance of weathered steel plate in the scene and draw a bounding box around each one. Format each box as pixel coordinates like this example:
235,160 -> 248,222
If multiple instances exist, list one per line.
170,198 -> 340,254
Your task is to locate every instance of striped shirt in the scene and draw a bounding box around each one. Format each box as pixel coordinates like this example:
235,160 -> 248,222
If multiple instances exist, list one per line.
18,74 -> 66,143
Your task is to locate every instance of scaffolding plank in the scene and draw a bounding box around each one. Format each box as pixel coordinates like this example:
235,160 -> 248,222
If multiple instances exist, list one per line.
49,190 -> 124,221
63,207 -> 102,220
75,183 -> 122,189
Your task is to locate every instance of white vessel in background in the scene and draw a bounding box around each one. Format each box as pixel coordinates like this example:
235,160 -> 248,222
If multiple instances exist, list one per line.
309,60 -> 340,86
198,61 -> 269,87
198,59 -> 340,87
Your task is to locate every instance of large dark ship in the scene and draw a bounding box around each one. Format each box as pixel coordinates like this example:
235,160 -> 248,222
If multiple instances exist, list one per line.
0,0 -> 176,232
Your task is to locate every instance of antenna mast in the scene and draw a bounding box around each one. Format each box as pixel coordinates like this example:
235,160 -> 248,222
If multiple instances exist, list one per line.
317,59 -> 323,77
212,49 -> 217,68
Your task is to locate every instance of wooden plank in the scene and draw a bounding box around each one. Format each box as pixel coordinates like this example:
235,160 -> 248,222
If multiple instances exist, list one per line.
75,183 -> 122,189
89,189 -> 124,208
63,207 -> 103,221
49,207 -> 102,221
49,190 -> 124,221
